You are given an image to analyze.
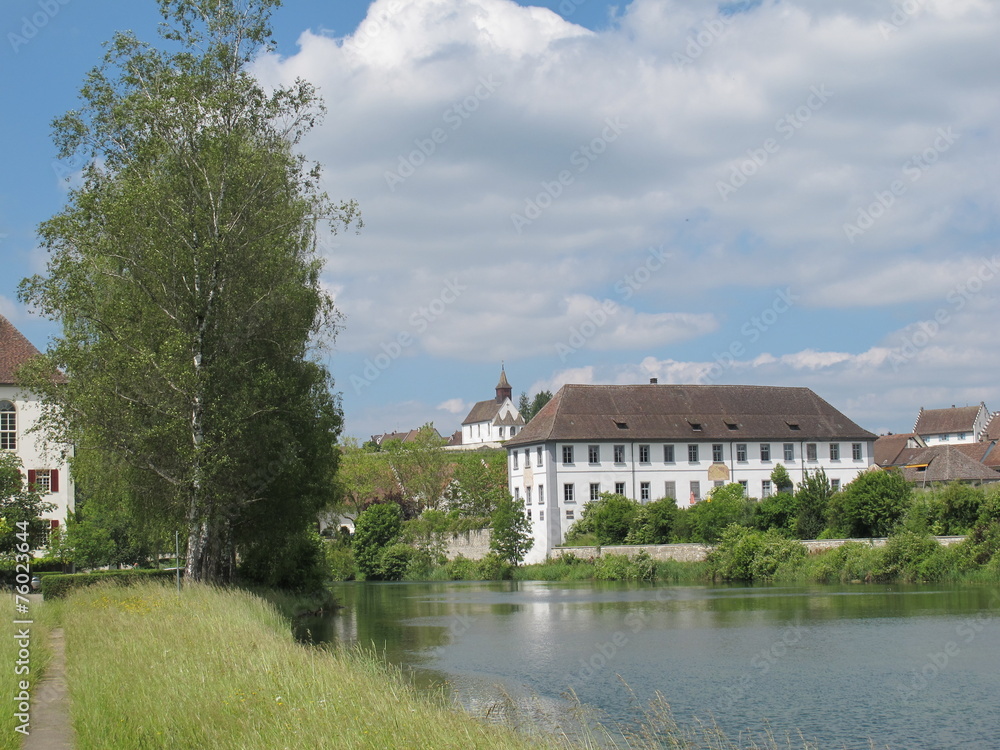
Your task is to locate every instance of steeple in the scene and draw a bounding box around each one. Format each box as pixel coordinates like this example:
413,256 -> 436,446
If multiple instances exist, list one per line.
495,364 -> 512,403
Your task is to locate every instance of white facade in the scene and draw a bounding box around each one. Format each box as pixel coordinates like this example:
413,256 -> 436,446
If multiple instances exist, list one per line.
1,385 -> 74,546
462,399 -> 523,445
509,437 -> 874,564
915,403 -> 992,445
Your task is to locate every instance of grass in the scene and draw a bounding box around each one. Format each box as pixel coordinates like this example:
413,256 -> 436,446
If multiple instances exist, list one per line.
62,581 -> 566,750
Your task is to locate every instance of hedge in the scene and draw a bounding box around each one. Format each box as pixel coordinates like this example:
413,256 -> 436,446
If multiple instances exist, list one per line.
41,569 -> 179,599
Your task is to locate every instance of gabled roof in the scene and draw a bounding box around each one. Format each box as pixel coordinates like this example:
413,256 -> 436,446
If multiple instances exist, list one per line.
984,413 -> 1000,441
504,384 -> 875,447
899,446 -> 1000,483
494,411 -> 525,427
913,405 -> 982,436
462,399 -> 504,425
0,315 -> 43,386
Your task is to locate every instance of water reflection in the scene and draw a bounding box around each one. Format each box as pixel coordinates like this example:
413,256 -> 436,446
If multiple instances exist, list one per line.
302,582 -> 1000,749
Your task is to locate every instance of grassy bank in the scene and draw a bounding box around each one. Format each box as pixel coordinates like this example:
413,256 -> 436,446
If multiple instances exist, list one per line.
62,582 -> 563,750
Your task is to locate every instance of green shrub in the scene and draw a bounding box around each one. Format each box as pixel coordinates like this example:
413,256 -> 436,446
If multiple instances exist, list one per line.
354,503 -> 403,580
445,555 -> 480,580
752,492 -> 798,537
593,551 -> 655,581
238,529 -> 328,591
326,545 -> 355,581
41,569 -> 176,599
377,543 -> 415,581
707,525 -> 806,582
836,469 -> 912,538
589,494 -> 640,545
880,532 -> 942,582
476,552 -> 513,581
687,484 -> 754,543
626,498 -> 677,544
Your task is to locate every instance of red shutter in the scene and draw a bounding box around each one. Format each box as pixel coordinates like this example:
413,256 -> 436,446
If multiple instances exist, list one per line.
27,470 -> 36,489
50,519 -> 59,529
50,469 -> 59,493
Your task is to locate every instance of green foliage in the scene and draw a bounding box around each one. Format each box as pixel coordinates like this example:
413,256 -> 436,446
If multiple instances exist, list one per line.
445,555 -> 480,580
593,551 -> 656,581
476,551 -> 514,580
707,525 -> 806,582
18,0 -> 358,584
516,391 -> 552,422
569,493 -> 640,545
489,495 -> 533,565
448,449 -> 508,517
325,544 -> 355,581
377,543 -> 415,582
681,484 -> 753,543
770,463 -> 793,493
382,425 -> 451,512
0,452 -> 55,554
40,569 -> 176,599
237,529 -> 328,592
625,498 -> 678,544
334,439 -> 397,521
835,469 -> 912,538
795,469 -> 832,539
752,492 -> 798,537
937,483 -> 984,533
353,504 -> 403,580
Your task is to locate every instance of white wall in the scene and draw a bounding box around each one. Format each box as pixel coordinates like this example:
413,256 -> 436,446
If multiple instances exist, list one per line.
510,438 -> 874,564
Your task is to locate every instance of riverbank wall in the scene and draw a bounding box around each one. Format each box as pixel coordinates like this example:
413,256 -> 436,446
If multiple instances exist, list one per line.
551,535 -> 967,563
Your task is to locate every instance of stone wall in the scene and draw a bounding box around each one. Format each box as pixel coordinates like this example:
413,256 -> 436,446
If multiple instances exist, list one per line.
551,536 -> 967,563
437,529 -> 492,561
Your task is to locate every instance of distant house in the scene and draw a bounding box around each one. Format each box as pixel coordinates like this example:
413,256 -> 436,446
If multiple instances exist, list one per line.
895,446 -> 999,486
505,382 -> 876,563
913,403 -> 992,445
0,315 -> 75,546
454,367 -> 525,449
369,427 -> 443,448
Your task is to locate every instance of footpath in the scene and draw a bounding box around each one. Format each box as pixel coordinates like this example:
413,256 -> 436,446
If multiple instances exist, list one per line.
22,628 -> 74,750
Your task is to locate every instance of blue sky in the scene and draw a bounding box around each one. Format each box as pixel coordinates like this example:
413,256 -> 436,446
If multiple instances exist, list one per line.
2,0 -> 999,441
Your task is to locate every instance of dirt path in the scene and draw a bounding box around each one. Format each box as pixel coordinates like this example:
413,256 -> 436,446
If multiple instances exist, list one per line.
22,628 -> 74,750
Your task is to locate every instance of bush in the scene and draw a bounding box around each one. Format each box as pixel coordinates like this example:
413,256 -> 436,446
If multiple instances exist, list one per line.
685,484 -> 754,543
796,469 -> 832,539
880,532 -> 942,582
353,503 -> 403,580
326,545 -> 355,581
445,555 -> 480,580
588,494 -> 640,545
626,498 -> 677,544
41,569 -> 176,599
835,469 -> 911,538
707,525 -> 806,582
593,551 -> 656,581
238,529 -> 328,591
377,543 -> 415,581
752,492 -> 798,537
476,552 -> 513,580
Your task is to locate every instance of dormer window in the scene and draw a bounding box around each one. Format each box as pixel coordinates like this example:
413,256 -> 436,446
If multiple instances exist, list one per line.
786,421 -> 801,431
614,420 -> 628,430
725,421 -> 739,431
688,421 -> 702,432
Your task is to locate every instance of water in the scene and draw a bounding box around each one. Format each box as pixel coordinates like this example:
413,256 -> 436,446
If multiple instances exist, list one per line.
304,581 -> 1000,749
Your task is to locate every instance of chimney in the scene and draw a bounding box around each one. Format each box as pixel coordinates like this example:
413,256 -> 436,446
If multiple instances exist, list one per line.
649,378 -> 658,384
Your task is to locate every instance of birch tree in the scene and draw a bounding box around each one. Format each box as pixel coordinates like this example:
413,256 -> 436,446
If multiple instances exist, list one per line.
18,0 -> 360,583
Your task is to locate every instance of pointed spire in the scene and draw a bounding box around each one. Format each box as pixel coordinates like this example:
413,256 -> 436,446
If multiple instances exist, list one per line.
495,364 -> 512,403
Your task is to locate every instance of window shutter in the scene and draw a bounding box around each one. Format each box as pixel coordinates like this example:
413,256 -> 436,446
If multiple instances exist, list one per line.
50,469 -> 59,493
27,470 -> 36,489
50,519 -> 60,529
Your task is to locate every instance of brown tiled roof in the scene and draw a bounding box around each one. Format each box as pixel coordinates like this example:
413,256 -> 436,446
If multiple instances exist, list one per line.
874,433 -> 924,467
0,315 -> 43,386
899,446 -> 1000,483
496,368 -> 511,391
913,405 -> 981,436
984,413 -> 1000,441
505,384 -> 875,446
462,399 -> 502,425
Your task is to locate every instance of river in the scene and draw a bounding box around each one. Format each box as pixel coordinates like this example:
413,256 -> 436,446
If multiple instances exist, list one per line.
302,581 -> 1000,749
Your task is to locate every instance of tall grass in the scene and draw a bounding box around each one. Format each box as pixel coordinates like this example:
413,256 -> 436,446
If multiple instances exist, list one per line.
63,582 -> 564,750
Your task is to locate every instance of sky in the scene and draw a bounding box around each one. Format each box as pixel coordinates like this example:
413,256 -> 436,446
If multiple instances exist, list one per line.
2,0 -> 999,442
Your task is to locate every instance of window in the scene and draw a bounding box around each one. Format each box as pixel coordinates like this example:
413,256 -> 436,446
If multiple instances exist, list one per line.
712,444 -> 723,462
512,451 -> 518,470
563,484 -> 575,503
524,449 -> 530,468
941,434 -> 950,442
514,487 -> 520,500
536,447 -> 543,466
739,480 -> 748,496
663,445 -> 675,463
614,444 -> 625,463
830,443 -> 840,461
690,481 -> 701,501
784,443 -> 794,462
688,421 -> 702,432
539,510 -> 544,521
664,481 -> 676,500
725,421 -> 739,431
762,479 -> 772,498
511,426 -> 517,436
831,479 -> 841,492
538,485 -> 544,504
588,445 -> 600,464
525,487 -> 531,504
639,445 -> 650,463
688,444 -> 699,463
590,483 -> 600,501
760,443 -> 770,462
640,482 -> 651,501
499,426 -> 505,438
806,443 -> 817,461
713,480 -> 724,488
562,445 -> 574,464
615,481 -> 626,495
736,444 -> 747,462
852,443 -> 863,461
527,509 -> 532,520
566,509 -> 575,520
28,470 -> 58,494
614,420 -> 629,430
0,401 -> 15,450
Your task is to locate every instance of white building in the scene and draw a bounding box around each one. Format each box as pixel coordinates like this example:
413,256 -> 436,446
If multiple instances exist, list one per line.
0,315 -> 74,546
505,382 -> 876,564
457,367 -> 525,448
913,403 -> 993,445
